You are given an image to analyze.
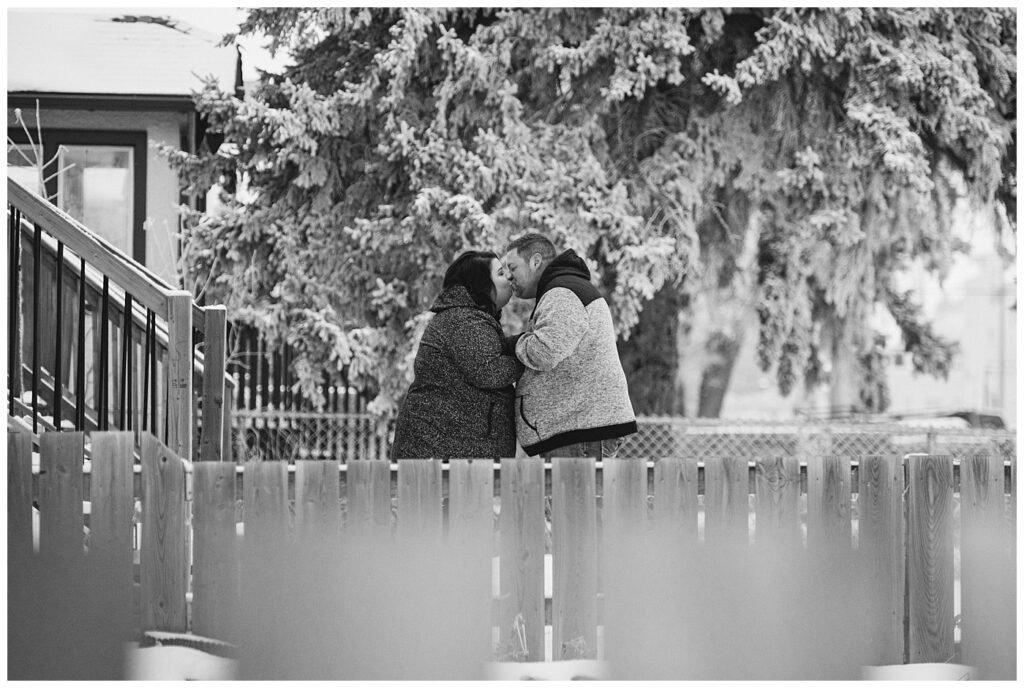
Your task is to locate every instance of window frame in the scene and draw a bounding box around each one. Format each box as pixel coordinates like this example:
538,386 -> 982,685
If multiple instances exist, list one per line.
7,128 -> 148,263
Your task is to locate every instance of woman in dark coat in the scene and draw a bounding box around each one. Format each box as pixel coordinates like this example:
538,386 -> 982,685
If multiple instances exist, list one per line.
391,250 -> 524,459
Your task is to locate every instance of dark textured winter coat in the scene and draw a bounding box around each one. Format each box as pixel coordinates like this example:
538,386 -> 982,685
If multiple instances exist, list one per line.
391,285 -> 524,459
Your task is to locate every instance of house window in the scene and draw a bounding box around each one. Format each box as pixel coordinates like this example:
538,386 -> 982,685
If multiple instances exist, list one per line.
7,129 -> 147,263
57,145 -> 135,256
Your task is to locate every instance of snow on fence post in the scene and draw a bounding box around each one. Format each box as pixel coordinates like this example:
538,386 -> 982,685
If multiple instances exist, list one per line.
192,461 -> 240,643
858,454 -> 906,665
140,433 -> 189,632
551,457 -> 598,660
89,432 -> 136,642
704,455 -> 748,545
498,456 -> 545,662
906,453 -> 955,663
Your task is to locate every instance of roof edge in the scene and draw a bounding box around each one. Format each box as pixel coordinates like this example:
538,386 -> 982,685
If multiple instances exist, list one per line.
8,92 -> 197,113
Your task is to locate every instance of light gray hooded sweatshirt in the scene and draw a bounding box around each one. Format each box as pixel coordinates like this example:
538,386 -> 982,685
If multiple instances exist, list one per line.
510,250 -> 637,456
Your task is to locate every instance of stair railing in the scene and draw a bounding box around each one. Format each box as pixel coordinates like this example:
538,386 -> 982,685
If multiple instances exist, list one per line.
7,175 -> 234,462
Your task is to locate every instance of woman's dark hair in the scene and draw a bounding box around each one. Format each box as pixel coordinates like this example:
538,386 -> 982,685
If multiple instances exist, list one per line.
443,250 -> 500,318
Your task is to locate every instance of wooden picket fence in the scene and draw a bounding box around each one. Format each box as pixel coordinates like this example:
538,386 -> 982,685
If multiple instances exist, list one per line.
8,427 -> 1016,679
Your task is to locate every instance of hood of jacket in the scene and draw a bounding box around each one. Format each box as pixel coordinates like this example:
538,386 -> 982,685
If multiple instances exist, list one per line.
430,284 -> 490,315
535,249 -> 591,299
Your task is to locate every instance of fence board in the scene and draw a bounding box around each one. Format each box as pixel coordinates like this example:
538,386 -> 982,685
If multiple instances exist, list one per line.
603,457 -> 648,536
244,460 -> 289,539
295,460 -> 341,539
396,460 -> 443,542
704,455 -> 748,544
346,459 -> 392,536
241,460 -> 288,645
192,462 -> 240,643
38,432 -> 85,562
200,305 -> 227,462
959,454 -> 1013,678
907,454 -> 954,663
753,455 -> 800,547
8,429 -> 34,560
652,457 -> 698,542
858,455 -> 905,665
88,432 -> 135,640
447,459 -> 495,662
498,457 -> 545,662
165,291 -> 193,462
140,433 -> 188,632
551,457 -> 598,660
807,455 -> 851,551
448,459 -> 494,549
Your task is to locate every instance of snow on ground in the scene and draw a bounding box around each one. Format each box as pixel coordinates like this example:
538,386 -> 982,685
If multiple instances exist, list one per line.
123,643 -> 237,680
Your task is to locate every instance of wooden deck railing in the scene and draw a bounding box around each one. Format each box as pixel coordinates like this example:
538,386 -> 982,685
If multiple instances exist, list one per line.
7,176 -> 234,462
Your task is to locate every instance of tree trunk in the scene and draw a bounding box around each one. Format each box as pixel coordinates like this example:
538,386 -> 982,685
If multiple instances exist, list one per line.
618,285 -> 685,415
698,332 -> 742,417
828,315 -> 860,418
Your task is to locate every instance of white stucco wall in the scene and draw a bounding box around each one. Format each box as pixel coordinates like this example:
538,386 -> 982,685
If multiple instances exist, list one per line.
6,106 -> 189,285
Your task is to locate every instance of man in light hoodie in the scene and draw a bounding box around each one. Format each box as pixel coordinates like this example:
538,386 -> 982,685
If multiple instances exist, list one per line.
502,232 -> 637,458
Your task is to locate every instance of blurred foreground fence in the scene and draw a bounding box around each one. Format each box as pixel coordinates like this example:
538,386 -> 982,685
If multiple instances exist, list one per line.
9,426 -> 1016,679
232,411 -> 1016,463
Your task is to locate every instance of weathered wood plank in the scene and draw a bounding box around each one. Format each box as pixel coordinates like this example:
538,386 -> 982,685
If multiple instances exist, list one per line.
447,459 -> 495,663
652,457 -> 698,543
704,455 -> 748,545
753,455 -> 800,547
551,457 -> 598,660
140,433 -> 188,632
448,459 -> 494,550
199,305 -> 227,462
88,432 -> 135,641
346,459 -> 392,537
858,454 -> 905,665
8,429 -> 34,560
396,459 -> 443,543
907,454 -> 954,663
959,454 -> 1013,678
807,455 -> 851,551
498,457 -> 545,662
244,460 -> 289,541
602,457 -> 647,538
165,291 -> 193,462
192,461 -> 240,643
38,432 -> 85,562
295,460 -> 341,539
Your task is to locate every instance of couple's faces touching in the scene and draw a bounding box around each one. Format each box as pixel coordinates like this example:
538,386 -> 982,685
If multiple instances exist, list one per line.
490,259 -> 513,310
501,250 -> 543,300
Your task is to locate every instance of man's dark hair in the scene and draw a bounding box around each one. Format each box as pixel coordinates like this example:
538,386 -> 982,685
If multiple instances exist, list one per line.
443,250 -> 501,319
506,232 -> 556,261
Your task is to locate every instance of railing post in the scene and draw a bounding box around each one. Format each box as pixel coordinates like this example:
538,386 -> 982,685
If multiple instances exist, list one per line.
166,291 -> 193,461
200,305 -> 227,462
